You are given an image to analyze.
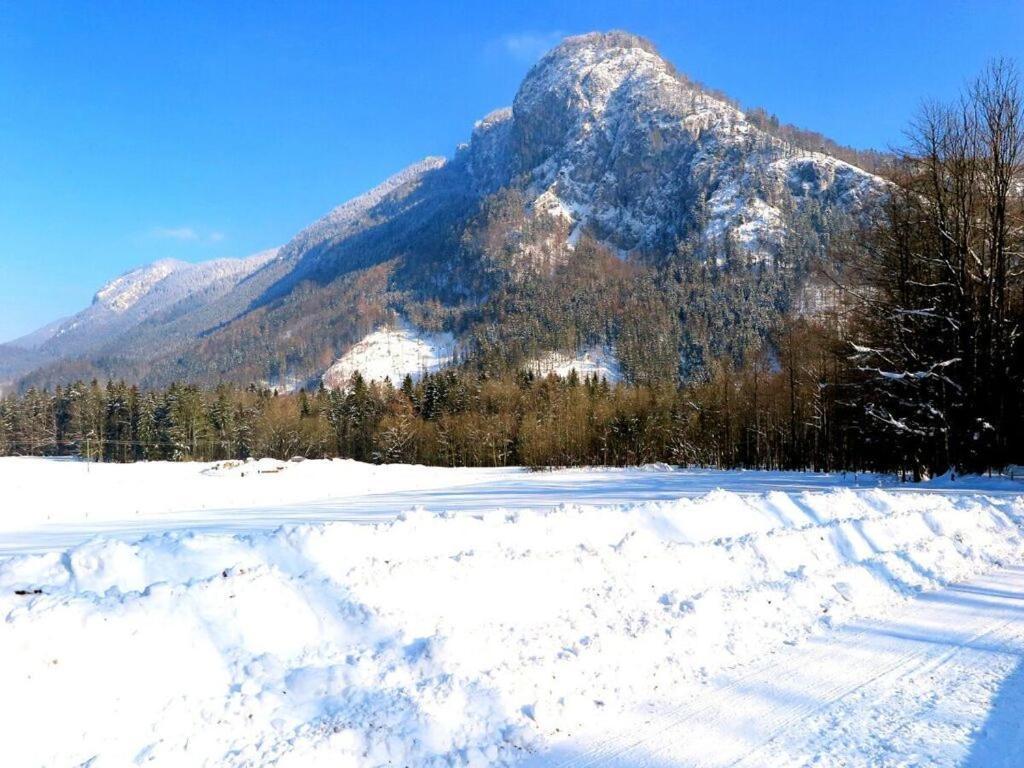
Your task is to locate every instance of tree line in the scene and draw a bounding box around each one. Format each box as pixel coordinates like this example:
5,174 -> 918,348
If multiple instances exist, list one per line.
838,60 -> 1024,476
0,329 -> 877,473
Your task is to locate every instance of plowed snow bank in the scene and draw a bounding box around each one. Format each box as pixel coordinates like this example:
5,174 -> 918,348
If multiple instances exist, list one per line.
1,488 -> 1022,766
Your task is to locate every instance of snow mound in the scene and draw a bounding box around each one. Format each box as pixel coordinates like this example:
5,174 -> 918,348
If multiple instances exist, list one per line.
323,323 -> 455,388
526,346 -> 621,382
2,487 -> 1022,766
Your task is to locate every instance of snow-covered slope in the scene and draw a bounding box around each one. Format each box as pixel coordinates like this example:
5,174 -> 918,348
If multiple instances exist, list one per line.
276,157 -> 449,268
1,460 -> 1022,766
93,258 -> 186,314
6,316 -> 70,350
322,323 -> 456,388
27,248 -> 278,360
324,324 -> 626,390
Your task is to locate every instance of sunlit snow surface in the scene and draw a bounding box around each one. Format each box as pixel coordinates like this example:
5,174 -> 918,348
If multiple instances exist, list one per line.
2,457 -> 1024,767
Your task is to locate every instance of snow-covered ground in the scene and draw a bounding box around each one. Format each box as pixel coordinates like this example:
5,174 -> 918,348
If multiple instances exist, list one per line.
2,457 -> 1024,766
0,457 -> 494,548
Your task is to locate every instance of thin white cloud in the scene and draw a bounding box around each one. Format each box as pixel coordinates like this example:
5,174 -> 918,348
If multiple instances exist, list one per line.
496,31 -> 564,64
149,226 -> 226,244
151,226 -> 200,241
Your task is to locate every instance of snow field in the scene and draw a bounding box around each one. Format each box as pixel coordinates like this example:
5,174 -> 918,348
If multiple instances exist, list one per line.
0,456 -> 495,533
320,322 -> 622,389
2,485 -> 1022,766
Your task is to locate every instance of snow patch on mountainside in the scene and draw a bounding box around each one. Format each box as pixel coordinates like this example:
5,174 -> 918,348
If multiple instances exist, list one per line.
323,323 -> 456,388
527,346 -> 622,382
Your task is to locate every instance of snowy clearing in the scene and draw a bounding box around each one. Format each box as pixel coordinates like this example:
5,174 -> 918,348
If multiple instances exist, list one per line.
0,458 -> 908,554
322,324 -> 455,388
525,347 -> 622,383
1,458 -> 1024,766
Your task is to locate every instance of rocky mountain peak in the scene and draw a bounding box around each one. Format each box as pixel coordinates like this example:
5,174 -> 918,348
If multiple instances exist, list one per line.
527,30 -> 664,84
511,32 -> 687,173
495,32 -> 885,258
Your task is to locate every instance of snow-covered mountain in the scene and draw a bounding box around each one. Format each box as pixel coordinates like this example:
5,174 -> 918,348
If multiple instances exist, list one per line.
9,31 -> 889,390
502,31 -> 882,260
47,249 -> 278,356
3,249 -> 278,381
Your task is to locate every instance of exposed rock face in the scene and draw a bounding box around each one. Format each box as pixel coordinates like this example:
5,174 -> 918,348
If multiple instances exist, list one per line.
94,259 -> 186,314
502,32 -> 882,258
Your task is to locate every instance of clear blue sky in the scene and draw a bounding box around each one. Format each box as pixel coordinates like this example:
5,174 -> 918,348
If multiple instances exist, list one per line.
1,0 -> 1022,342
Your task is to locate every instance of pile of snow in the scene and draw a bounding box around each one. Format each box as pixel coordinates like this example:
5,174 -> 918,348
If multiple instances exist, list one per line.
2,484 -> 1022,766
526,346 -> 621,382
322,323 -> 455,388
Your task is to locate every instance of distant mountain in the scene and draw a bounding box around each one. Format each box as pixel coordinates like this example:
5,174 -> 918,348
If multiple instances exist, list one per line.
45,252 -> 278,355
11,31 -> 888,391
4,249 -> 278,386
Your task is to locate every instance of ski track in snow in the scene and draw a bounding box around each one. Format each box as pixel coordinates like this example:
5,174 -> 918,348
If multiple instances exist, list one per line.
1,458 -> 1023,766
